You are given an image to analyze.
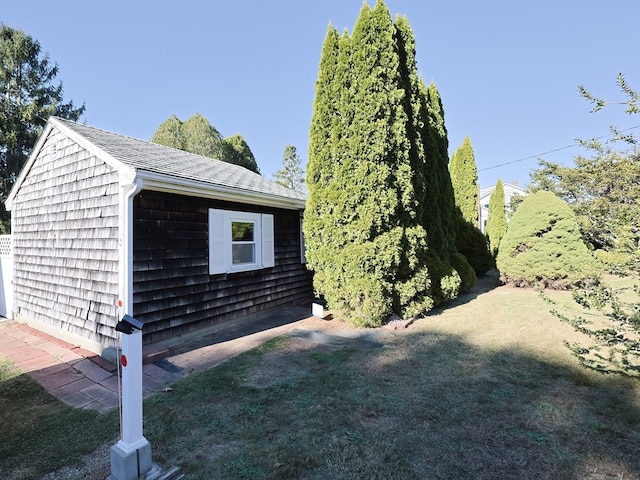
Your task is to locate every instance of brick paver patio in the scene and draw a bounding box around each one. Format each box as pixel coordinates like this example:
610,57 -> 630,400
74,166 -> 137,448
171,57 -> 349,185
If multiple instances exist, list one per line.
0,305 -> 314,412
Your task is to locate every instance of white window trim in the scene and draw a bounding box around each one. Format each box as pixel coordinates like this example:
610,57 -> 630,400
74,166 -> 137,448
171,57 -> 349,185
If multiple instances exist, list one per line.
209,209 -> 274,274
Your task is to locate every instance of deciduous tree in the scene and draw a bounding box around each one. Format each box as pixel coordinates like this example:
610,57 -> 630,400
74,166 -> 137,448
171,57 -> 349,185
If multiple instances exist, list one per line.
530,74 -> 639,272
151,113 -> 261,174
150,114 -> 184,150
181,113 -> 225,160
222,134 -> 259,174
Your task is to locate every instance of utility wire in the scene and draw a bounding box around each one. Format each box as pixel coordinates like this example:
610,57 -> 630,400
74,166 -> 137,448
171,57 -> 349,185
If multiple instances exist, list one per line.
478,125 -> 639,172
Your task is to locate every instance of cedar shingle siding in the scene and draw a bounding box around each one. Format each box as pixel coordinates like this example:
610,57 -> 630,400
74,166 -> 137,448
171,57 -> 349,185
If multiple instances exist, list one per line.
12,129 -> 120,346
133,191 -> 312,344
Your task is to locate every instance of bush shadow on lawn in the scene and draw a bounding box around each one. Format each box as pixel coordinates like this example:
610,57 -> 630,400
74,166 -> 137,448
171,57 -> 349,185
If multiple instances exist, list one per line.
427,269 -> 503,314
0,360 -> 119,479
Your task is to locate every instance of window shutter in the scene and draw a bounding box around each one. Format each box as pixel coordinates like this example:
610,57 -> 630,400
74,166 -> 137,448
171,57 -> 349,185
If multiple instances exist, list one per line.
209,209 -> 226,274
261,214 -> 275,268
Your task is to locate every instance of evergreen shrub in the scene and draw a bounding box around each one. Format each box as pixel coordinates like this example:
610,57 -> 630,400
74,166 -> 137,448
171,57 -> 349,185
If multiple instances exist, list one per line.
450,251 -> 477,292
496,190 -> 601,288
425,252 -> 461,305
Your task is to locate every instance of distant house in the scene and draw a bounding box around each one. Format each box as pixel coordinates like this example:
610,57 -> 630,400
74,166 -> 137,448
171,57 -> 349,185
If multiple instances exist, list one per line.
5,117 -> 312,354
478,182 -> 527,233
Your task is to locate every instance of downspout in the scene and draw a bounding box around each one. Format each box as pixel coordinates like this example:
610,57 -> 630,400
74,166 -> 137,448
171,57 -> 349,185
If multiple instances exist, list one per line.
111,177 -> 153,478
119,178 -> 142,316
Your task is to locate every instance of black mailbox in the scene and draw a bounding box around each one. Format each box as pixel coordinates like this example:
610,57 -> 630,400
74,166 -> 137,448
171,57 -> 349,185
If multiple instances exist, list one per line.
115,314 -> 144,335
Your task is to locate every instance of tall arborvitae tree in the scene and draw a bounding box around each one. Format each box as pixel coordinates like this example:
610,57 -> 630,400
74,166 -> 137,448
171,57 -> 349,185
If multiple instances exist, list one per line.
423,82 -> 479,292
305,0 -> 488,324
414,78 -> 468,298
486,178 -> 507,256
305,1 -> 434,326
426,82 -> 459,253
450,135 -> 493,275
450,136 -> 479,226
304,24 -> 341,314
394,20 -> 465,298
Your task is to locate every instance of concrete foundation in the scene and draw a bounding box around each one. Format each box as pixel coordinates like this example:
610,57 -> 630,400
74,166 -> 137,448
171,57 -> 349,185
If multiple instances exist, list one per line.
109,440 -> 152,480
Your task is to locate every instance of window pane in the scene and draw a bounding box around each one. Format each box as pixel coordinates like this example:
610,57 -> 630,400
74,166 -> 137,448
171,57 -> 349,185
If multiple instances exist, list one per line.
232,244 -> 255,264
232,221 -> 254,241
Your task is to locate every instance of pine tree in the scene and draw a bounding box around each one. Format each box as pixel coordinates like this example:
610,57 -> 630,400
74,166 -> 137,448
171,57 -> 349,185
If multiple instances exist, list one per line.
273,145 -> 305,193
450,136 -> 479,226
0,25 -> 85,230
486,178 -> 507,256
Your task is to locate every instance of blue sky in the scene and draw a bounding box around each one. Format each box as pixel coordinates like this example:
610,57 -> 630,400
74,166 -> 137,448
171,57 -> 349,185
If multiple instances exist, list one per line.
2,0 -> 639,188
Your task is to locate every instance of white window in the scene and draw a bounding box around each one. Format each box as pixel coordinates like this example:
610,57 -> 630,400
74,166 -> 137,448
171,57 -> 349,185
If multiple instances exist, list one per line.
209,209 -> 274,274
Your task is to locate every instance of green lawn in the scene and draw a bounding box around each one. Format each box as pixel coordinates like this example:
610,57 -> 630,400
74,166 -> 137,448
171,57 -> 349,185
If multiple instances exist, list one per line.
1,273 -> 639,479
0,358 -> 119,479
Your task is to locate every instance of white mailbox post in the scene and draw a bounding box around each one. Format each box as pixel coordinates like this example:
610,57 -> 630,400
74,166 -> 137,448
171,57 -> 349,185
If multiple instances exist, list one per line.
109,315 -> 152,480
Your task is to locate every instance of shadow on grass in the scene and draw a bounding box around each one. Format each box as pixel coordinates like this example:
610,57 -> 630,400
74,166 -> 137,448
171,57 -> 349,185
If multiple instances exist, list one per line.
0,363 -> 119,479
142,329 -> 640,480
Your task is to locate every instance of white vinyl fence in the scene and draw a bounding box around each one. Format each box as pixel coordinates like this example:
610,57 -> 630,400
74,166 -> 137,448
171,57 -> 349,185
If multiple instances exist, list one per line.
0,235 -> 13,318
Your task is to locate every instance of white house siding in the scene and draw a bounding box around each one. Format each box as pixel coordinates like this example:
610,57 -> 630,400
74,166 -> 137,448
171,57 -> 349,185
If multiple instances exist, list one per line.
11,128 -> 120,349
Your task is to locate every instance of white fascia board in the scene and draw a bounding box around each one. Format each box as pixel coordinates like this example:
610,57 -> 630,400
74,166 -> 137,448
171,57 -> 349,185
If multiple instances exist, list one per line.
136,170 -> 306,210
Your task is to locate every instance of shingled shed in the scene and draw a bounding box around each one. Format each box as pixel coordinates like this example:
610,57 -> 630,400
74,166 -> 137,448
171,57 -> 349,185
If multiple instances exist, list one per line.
5,117 -> 312,354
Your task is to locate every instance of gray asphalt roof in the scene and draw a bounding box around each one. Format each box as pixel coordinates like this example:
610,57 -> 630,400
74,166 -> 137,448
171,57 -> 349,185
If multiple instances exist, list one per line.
53,117 -> 305,202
